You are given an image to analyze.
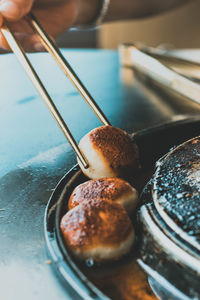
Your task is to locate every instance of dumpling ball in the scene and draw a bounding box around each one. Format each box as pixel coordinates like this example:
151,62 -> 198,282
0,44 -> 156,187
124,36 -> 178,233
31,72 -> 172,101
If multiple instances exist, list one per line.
68,177 -> 139,215
77,125 -> 140,179
60,199 -> 135,262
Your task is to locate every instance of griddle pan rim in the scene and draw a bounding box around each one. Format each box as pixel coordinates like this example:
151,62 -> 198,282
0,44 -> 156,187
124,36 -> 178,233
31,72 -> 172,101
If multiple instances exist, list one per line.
140,205 -> 200,274
44,166 -> 109,300
152,135 -> 200,253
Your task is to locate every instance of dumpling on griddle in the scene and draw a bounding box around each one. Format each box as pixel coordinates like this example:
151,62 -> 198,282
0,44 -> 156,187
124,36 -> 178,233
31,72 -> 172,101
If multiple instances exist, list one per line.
77,125 -> 140,179
68,177 -> 139,215
60,199 -> 135,262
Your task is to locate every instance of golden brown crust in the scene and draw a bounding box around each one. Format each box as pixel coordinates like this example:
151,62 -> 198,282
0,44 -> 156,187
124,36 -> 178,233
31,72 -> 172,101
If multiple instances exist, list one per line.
89,126 -> 139,176
68,177 -> 133,210
60,199 -> 133,251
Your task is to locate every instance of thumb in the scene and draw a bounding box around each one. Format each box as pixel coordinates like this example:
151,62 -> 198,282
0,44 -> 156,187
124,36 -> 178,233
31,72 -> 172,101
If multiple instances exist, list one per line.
0,13 -> 3,26
0,0 -> 33,21
0,13 -> 10,49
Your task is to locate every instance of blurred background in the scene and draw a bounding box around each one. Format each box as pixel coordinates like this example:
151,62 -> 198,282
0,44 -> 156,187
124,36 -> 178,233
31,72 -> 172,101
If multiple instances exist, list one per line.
56,1 -> 200,49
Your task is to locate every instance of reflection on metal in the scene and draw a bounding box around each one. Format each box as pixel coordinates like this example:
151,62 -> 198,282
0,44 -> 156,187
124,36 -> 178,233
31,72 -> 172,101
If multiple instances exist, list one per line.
119,44 -> 200,106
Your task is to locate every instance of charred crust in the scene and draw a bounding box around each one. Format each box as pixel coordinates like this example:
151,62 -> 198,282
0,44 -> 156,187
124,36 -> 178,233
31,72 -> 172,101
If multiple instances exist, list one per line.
61,199 -> 133,250
89,126 -> 140,174
68,177 -> 134,209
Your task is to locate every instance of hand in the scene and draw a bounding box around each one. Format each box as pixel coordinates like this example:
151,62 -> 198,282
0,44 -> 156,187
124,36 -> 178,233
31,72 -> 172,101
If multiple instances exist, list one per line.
0,0 -> 97,51
0,0 -> 190,52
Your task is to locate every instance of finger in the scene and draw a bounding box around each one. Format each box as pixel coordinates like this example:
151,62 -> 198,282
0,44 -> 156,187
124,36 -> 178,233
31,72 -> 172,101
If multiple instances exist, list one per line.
0,30 -> 42,52
0,16 -> 36,51
0,32 -> 11,50
30,30 -> 55,52
32,3 -> 77,38
19,33 -> 46,52
0,12 -> 11,50
8,32 -> 46,52
0,0 -> 34,22
0,13 -> 3,26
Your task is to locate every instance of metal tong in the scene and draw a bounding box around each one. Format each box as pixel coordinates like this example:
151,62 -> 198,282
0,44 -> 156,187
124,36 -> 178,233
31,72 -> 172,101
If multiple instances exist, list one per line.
1,13 -> 111,169
119,43 -> 200,106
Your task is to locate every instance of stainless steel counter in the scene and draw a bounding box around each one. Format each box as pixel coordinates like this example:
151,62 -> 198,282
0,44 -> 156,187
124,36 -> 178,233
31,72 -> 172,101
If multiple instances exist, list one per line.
0,49 -> 200,300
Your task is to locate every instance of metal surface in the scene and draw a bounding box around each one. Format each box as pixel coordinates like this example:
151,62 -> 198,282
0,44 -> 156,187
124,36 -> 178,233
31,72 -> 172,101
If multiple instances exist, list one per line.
131,43 -> 200,81
147,269 -> 190,300
29,13 -> 110,127
119,44 -> 200,105
1,49 -> 200,300
133,43 -> 200,67
1,24 -> 89,169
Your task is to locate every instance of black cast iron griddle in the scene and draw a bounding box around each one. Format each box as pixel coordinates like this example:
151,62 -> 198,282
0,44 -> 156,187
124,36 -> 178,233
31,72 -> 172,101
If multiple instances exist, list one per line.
45,117 -> 200,300
138,134 -> 200,300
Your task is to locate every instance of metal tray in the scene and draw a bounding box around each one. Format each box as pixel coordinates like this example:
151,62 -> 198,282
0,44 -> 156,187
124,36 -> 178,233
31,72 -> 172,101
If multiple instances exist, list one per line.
44,116 -> 200,300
